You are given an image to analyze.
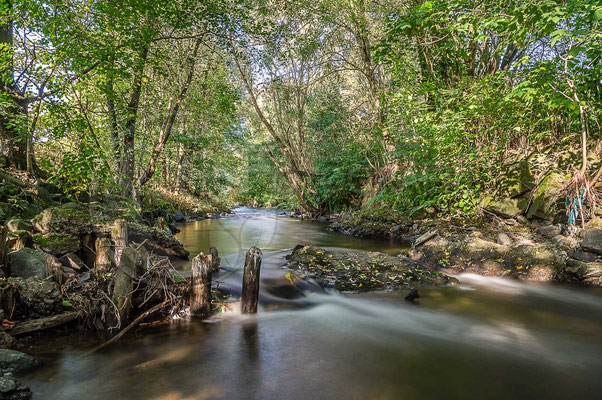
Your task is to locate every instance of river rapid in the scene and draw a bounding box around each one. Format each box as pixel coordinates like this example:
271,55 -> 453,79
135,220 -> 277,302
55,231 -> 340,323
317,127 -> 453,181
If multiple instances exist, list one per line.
21,207 -> 602,399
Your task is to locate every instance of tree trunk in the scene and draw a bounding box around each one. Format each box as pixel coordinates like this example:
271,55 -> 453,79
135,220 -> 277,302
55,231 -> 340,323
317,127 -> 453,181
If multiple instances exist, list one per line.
0,0 -> 27,170
120,43 -> 150,199
241,247 -> 262,314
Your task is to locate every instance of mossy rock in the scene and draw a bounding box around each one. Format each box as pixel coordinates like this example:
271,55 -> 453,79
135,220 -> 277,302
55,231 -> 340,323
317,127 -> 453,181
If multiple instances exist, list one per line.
582,217 -> 602,255
8,248 -> 48,279
416,236 -> 568,281
330,208 -> 412,239
31,203 -> 95,235
496,159 -> 535,198
526,172 -> 568,222
486,197 -> 529,218
285,245 -> 456,292
32,232 -> 80,256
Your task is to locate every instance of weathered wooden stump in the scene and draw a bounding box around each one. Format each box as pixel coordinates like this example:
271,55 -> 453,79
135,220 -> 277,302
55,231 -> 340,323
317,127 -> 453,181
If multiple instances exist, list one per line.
110,247 -> 138,328
112,219 -> 128,266
95,237 -> 113,277
190,252 -> 213,317
210,246 -> 220,272
241,247 -> 262,314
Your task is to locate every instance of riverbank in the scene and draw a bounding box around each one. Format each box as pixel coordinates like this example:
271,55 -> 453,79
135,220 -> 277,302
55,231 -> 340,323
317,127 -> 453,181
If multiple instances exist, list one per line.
325,206 -> 602,286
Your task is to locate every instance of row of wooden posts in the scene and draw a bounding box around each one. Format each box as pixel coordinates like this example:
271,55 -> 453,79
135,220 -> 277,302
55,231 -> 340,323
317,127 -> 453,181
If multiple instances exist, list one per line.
190,246 -> 262,317
95,219 -> 262,319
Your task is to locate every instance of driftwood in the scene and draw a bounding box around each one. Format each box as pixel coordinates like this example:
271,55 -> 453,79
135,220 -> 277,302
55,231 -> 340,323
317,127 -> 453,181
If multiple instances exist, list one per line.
95,237 -> 113,276
112,219 -> 128,266
10,311 -> 86,336
241,247 -> 262,314
89,301 -> 165,353
190,252 -> 213,317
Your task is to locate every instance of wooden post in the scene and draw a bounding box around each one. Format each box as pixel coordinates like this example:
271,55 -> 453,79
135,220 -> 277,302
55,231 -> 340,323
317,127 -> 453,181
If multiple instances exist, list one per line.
112,219 -> 128,266
190,252 -> 213,317
111,247 -> 138,328
241,247 -> 262,314
210,246 -> 220,272
95,237 -> 113,277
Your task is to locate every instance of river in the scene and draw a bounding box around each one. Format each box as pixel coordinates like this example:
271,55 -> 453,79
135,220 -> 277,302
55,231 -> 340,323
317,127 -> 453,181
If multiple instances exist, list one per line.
21,207 -> 602,399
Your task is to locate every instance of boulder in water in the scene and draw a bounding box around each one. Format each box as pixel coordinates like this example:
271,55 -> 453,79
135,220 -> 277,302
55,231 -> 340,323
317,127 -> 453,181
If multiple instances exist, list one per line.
285,245 -> 456,292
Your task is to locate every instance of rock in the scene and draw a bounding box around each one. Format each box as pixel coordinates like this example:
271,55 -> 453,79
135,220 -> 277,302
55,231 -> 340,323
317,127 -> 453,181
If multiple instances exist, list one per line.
5,220 -> 33,234
486,197 -> 529,218
0,349 -> 39,373
505,244 -> 567,281
0,331 -> 16,349
172,212 -> 185,222
32,232 -> 80,255
536,224 -> 561,238
551,235 -> 578,249
514,237 -> 535,247
329,209 -> 412,239
127,223 -> 189,259
496,232 -> 513,246
404,288 -> 420,302
497,159 -> 536,198
0,372 -> 32,400
31,203 -> 94,235
572,250 -> 599,263
582,217 -> 602,255
415,236 -> 568,281
526,172 -> 568,222
285,245 -> 456,292
582,262 -> 602,285
58,252 -> 86,271
9,277 -> 62,318
8,248 -> 48,279
317,216 -> 328,223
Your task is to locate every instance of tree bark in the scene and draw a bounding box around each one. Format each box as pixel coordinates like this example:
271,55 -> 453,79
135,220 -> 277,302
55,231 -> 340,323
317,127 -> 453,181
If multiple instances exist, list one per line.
190,251 -> 213,317
120,42 -> 150,199
111,219 -> 128,267
241,247 -> 262,314
0,0 -> 27,170
95,237 -> 114,277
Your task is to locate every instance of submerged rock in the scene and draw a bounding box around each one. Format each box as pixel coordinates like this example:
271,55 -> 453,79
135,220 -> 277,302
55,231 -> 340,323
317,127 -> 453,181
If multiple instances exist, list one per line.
0,350 -> 38,373
285,245 -> 456,292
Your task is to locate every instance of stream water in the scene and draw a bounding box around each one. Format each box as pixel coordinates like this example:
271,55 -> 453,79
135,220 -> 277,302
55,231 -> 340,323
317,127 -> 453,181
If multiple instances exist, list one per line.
21,207 -> 602,399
